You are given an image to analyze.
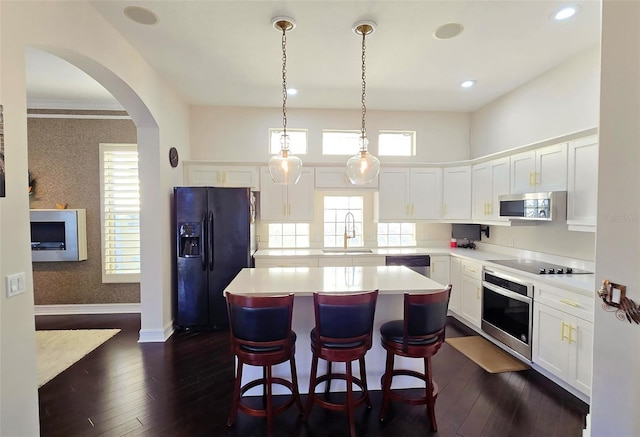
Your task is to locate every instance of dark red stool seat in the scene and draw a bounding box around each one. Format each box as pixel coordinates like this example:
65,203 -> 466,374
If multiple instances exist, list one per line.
304,290 -> 378,437
226,293 -> 303,436
378,285 -> 452,431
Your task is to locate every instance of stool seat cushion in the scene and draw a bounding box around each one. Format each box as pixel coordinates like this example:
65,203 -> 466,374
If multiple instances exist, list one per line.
310,328 -> 363,349
240,331 -> 297,353
380,320 -> 439,346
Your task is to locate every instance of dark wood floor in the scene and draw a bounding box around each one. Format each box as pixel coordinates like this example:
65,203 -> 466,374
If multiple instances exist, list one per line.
37,314 -> 588,437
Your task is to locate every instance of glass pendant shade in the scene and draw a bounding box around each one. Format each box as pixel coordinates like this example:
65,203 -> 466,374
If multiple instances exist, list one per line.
347,138 -> 380,185
269,134 -> 302,184
268,150 -> 303,184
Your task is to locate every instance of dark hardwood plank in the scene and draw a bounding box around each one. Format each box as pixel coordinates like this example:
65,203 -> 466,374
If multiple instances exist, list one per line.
37,314 -> 588,437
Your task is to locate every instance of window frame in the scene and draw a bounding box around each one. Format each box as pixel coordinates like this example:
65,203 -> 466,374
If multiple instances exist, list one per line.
378,130 -> 416,156
322,130 -> 362,156
269,128 -> 308,155
99,143 -> 141,283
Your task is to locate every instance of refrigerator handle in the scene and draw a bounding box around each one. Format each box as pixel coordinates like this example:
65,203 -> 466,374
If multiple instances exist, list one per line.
209,211 -> 214,271
200,214 -> 207,271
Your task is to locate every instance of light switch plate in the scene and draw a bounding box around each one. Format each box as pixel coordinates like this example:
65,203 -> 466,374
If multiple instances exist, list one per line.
6,272 -> 26,297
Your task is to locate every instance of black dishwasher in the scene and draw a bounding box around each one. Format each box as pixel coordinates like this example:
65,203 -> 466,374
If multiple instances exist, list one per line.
385,255 -> 431,277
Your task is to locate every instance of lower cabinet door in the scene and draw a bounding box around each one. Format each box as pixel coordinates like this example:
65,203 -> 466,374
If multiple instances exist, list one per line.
460,275 -> 481,328
532,302 -> 570,380
568,316 -> 593,396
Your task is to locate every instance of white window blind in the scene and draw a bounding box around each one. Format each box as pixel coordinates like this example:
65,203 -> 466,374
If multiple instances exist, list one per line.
100,143 -> 140,283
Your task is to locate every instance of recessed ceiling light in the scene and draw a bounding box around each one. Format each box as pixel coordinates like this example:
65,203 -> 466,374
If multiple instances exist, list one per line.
287,88 -> 298,96
124,6 -> 158,25
552,5 -> 580,21
461,80 -> 476,88
433,23 -> 464,40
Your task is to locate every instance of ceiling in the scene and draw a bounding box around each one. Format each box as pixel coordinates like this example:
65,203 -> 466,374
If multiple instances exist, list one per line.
25,1 -> 601,112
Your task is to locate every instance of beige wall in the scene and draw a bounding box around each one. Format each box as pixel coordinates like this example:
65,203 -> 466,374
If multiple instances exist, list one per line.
28,112 -> 139,305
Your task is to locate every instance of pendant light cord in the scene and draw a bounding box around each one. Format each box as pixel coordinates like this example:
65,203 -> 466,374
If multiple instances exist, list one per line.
360,30 -> 367,151
281,26 -> 288,150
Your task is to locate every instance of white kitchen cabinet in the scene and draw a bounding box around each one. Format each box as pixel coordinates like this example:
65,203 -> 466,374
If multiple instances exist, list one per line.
532,301 -> 593,396
376,167 -> 442,221
317,256 -> 385,267
254,257 -> 319,268
448,256 -> 462,314
259,167 -> 315,222
510,143 -> 568,194
429,255 -> 450,287
315,167 -> 378,189
185,163 -> 259,189
567,135 -> 598,231
458,259 -> 482,328
442,166 -> 472,220
472,157 -> 510,222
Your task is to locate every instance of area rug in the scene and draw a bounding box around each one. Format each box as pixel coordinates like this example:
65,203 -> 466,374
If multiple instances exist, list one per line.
36,329 -> 120,387
445,336 -> 529,373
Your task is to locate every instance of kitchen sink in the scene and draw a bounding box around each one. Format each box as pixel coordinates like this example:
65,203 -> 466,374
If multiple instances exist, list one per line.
322,248 -> 374,254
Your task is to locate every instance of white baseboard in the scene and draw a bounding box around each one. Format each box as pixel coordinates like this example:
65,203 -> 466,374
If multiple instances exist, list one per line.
138,321 -> 174,343
34,303 -> 141,315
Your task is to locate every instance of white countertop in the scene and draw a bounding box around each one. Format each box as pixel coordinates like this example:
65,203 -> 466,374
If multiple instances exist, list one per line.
252,246 -> 597,295
224,266 -> 446,297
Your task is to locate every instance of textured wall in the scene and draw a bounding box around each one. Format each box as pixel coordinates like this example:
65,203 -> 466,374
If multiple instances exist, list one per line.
28,111 -> 140,304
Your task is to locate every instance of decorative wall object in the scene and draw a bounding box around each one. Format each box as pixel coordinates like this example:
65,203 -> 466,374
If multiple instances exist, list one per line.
598,279 -> 640,324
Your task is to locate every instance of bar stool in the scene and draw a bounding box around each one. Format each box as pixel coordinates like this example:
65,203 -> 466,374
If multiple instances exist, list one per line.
378,285 -> 452,431
226,293 -> 303,435
305,290 -> 378,437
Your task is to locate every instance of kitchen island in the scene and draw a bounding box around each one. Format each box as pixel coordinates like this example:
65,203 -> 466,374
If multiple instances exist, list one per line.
224,265 -> 447,394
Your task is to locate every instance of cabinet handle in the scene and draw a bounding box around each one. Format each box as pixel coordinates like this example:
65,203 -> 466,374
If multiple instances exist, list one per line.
223,171 -> 227,184
488,203 -> 492,215
535,172 -> 539,186
561,321 -> 570,341
465,267 -> 477,273
476,286 -> 480,299
568,324 -> 575,344
559,298 -> 579,307
217,172 -> 223,184
529,172 -> 535,186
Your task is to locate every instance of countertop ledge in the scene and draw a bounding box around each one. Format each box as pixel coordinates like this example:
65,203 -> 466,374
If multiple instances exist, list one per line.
253,247 -> 597,296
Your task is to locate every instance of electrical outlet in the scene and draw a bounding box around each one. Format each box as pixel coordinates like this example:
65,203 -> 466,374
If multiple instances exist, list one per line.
256,235 -> 261,242
508,237 -> 515,247
6,272 -> 26,298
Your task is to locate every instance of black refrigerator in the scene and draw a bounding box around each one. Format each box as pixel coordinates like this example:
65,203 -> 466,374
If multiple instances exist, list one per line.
174,187 -> 255,330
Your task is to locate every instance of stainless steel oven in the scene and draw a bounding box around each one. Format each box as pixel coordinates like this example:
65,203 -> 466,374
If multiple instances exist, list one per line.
481,268 -> 533,360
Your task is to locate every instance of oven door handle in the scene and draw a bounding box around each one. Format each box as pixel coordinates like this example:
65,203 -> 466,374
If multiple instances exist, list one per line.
482,282 -> 532,303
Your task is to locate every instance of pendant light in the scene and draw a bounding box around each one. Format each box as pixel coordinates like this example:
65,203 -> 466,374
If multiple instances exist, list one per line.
346,21 -> 380,185
268,17 -> 303,185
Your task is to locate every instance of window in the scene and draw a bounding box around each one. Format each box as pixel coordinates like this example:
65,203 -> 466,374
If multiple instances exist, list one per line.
322,130 -> 361,155
324,196 -> 364,247
378,131 -> 416,156
269,128 -> 308,154
268,223 -> 310,248
99,143 -> 140,283
377,223 -> 416,247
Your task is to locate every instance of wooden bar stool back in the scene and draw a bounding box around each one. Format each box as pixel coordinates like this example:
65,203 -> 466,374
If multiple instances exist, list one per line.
378,285 -> 452,431
226,293 -> 303,435
305,290 -> 379,437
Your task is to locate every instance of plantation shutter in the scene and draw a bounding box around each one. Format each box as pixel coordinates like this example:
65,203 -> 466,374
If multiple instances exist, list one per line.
100,144 -> 141,283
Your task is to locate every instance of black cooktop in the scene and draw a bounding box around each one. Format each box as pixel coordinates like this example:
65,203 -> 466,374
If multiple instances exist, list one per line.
487,259 -> 593,275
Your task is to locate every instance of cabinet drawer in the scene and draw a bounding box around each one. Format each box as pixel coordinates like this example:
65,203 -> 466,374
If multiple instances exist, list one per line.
534,283 -> 594,322
460,259 -> 482,280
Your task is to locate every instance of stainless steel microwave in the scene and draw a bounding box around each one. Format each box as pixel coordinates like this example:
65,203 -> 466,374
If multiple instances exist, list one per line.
498,191 -> 567,221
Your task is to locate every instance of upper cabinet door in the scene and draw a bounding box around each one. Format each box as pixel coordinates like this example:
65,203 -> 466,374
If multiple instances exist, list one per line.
259,167 -> 314,222
410,168 -> 442,220
567,135 -> 598,231
377,168 -> 411,221
443,165 -> 472,220
185,164 -> 259,190
511,143 -> 568,193
536,143 -> 568,192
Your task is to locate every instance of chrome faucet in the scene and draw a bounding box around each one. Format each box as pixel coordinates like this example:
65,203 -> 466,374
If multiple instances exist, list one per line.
343,212 -> 356,249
